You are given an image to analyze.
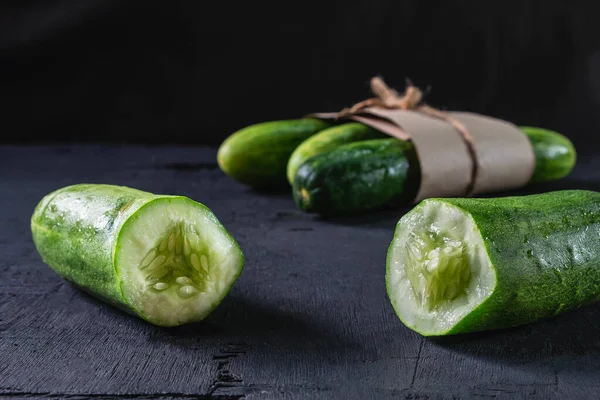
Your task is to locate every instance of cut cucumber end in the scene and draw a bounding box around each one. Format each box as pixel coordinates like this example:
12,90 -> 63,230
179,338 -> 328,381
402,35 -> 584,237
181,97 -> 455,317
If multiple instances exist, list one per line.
115,197 -> 244,327
386,200 -> 496,336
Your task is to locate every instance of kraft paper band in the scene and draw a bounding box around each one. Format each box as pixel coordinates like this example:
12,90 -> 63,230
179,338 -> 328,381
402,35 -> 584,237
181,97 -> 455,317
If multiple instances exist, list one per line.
311,109 -> 472,201
307,77 -> 535,202
449,111 -> 535,195
362,108 -> 473,201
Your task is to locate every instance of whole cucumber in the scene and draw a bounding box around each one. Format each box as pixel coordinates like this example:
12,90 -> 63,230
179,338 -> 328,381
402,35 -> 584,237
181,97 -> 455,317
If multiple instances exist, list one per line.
217,118 -> 332,188
293,139 -> 419,215
293,127 -> 576,216
31,184 -> 244,327
286,122 -> 387,184
387,190 -> 600,336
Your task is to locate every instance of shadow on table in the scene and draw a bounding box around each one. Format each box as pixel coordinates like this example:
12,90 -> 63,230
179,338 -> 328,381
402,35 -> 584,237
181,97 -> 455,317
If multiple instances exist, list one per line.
153,294 -> 353,348
429,302 -> 600,362
316,208 -> 406,229
249,185 -> 293,197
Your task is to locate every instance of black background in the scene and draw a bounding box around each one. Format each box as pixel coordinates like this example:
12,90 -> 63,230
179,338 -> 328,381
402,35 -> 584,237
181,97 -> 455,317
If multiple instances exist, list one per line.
2,1 -> 600,153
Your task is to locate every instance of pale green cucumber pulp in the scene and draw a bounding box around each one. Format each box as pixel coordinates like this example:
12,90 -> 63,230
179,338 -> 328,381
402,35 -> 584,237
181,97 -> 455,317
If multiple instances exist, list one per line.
31,184 -> 244,327
116,198 -> 242,326
386,200 -> 496,336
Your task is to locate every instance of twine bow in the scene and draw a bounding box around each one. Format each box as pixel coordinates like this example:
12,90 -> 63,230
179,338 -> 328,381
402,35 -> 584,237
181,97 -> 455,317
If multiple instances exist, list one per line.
339,77 -> 473,144
339,77 -> 425,116
339,76 -> 478,193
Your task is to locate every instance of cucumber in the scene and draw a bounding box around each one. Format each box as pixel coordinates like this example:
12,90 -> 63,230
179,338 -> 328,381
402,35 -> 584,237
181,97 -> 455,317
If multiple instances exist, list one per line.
217,118 -> 332,188
31,184 -> 244,327
521,126 -> 576,183
293,139 -> 419,215
286,122 -> 387,184
293,127 -> 576,216
386,190 -> 600,336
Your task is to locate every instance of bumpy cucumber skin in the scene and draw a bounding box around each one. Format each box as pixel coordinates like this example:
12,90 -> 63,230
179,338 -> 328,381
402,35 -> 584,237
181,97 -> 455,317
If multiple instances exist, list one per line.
217,118 -> 332,188
520,126 -> 576,183
31,184 -> 244,326
292,126 -> 576,216
388,190 -> 600,336
293,139 -> 419,215
286,122 -> 386,184
31,184 -> 151,312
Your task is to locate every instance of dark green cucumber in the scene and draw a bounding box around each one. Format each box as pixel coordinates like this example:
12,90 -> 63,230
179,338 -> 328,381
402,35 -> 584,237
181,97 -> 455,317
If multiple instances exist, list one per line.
217,118 -> 332,188
293,127 -> 576,216
293,139 -> 419,215
286,122 -> 387,184
386,190 -> 600,336
31,184 -> 244,327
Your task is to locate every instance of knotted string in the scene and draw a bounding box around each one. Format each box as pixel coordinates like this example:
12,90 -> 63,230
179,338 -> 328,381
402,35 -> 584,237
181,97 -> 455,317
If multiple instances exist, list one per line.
339,76 -> 478,194
339,77 -> 423,116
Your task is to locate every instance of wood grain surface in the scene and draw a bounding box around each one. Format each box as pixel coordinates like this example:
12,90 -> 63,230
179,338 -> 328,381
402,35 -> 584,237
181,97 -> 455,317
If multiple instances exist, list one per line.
2,145 -> 600,399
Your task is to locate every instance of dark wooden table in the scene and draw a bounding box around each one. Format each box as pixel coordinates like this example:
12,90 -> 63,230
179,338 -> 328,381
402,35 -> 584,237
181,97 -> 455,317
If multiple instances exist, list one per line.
2,145 -> 600,399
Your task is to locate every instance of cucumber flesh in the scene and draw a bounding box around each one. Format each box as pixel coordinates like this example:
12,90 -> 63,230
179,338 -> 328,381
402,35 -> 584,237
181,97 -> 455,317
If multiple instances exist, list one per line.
386,200 -> 496,336
116,197 -> 242,326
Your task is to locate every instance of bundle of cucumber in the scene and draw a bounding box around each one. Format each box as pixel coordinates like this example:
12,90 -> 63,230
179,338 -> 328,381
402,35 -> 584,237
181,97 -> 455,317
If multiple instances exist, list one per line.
31,184 -> 244,327
218,118 -> 576,216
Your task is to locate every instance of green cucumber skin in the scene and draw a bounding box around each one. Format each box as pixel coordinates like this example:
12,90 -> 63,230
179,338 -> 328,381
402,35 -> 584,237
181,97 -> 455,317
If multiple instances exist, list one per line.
293,127 -> 576,216
31,184 -> 152,313
217,118 -> 332,188
30,184 -> 243,323
293,139 -> 418,215
286,122 -> 387,184
421,190 -> 600,335
521,126 -> 576,183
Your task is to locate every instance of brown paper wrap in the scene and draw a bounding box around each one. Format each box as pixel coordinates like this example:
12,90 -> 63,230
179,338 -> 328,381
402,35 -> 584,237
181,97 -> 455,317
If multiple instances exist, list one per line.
309,78 -> 535,202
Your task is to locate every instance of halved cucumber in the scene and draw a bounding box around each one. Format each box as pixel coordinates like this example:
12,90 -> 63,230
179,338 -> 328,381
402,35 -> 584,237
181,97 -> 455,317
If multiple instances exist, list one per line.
386,190 -> 600,336
386,199 -> 495,336
31,184 -> 244,327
